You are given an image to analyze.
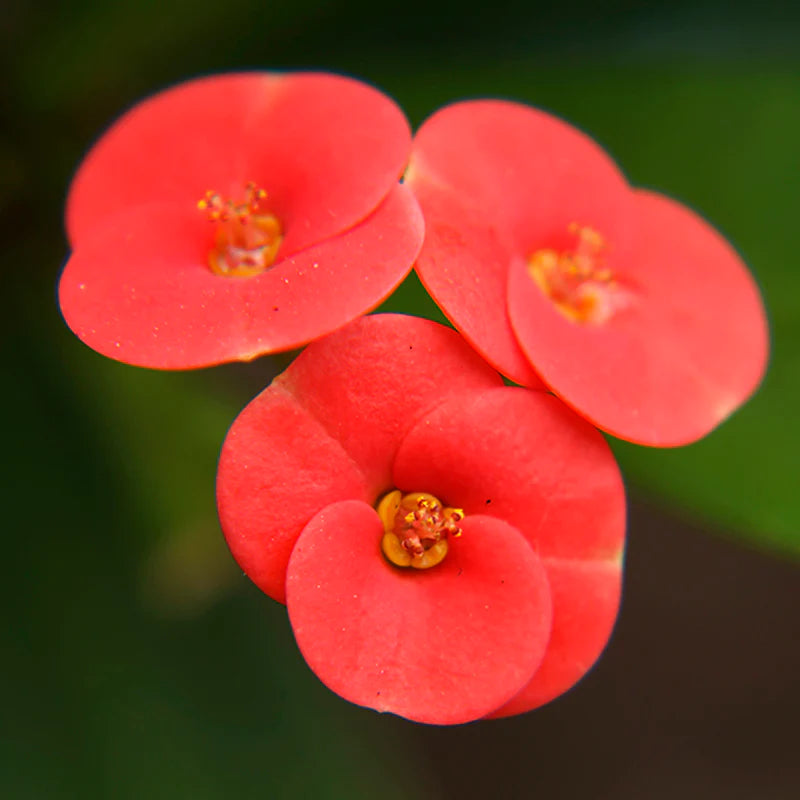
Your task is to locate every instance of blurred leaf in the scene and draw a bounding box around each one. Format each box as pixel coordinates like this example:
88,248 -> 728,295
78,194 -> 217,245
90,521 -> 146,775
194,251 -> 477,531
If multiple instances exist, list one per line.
2,236 -> 424,798
2,263 -> 435,800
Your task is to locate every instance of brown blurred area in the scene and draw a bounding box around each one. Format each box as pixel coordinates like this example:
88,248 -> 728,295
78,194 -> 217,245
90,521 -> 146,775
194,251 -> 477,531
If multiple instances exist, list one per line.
409,498 -> 800,798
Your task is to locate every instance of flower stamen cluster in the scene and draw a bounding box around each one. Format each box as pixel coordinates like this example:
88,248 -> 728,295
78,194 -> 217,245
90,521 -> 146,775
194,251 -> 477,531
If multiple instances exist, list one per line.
197,182 -> 283,277
528,224 -> 632,325
377,490 -> 464,569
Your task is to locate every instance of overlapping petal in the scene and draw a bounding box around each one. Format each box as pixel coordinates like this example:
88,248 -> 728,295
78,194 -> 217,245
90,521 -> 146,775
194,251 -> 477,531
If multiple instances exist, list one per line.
278,313 -> 504,493
60,72 -> 422,368
216,383 -> 369,604
217,314 -> 502,601
287,502 -> 552,725
488,558 -> 621,718
67,72 -> 411,251
406,99 -> 631,387
507,189 -> 769,445
406,100 -> 768,445
394,387 -> 624,715
393,388 -> 625,561
60,185 -> 423,368
217,314 -> 626,723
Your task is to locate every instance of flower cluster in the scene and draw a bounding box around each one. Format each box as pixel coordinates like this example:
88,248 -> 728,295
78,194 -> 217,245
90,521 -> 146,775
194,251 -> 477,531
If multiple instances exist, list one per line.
58,72 -> 768,724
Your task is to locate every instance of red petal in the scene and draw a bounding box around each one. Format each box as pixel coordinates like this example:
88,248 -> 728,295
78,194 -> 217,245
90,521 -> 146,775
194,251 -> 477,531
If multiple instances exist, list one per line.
278,314 -> 503,495
217,383 -> 369,604
67,73 -> 275,245
394,387 -> 624,712
408,186 -> 543,385
393,387 -> 625,561
286,501 -> 552,725
487,557 -> 622,718
217,314 -> 503,601
508,189 -> 769,445
59,184 -> 424,369
241,73 -> 412,257
67,72 -> 411,254
406,100 -> 630,386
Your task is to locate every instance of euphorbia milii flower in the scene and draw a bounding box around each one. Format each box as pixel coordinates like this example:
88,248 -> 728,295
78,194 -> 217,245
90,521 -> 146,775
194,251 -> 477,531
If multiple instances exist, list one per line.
405,100 -> 769,446
217,314 -> 625,724
58,72 -> 423,368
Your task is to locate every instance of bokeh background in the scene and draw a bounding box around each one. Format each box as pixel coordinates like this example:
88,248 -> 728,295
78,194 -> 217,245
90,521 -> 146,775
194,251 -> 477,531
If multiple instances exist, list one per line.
2,1 -> 799,797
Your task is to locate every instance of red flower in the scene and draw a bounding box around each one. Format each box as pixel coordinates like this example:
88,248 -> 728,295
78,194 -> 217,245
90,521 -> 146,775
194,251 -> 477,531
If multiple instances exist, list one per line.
405,100 -> 769,446
58,72 -> 423,369
217,314 -> 625,724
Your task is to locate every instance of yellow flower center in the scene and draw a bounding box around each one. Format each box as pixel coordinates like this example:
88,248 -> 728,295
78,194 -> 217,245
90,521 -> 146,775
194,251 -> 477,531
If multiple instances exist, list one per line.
528,223 -> 631,325
377,490 -> 464,570
197,182 -> 283,277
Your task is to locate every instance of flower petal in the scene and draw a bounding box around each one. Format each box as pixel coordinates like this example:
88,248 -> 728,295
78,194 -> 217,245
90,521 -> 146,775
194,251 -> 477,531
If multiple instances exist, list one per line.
217,383 -> 369,604
393,388 -> 624,710
508,189 -> 769,445
277,314 -> 504,495
286,500 -> 552,725
67,73 -> 275,245
217,314 -> 504,602
241,73 -> 412,257
406,100 -> 630,385
487,557 -> 622,718
67,72 -> 411,254
393,387 -> 625,561
59,184 -> 424,368
406,186 -> 542,385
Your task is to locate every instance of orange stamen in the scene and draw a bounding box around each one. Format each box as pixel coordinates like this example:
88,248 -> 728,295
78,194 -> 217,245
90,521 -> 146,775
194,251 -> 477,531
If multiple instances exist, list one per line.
528,224 -> 631,325
197,182 -> 283,277
377,490 -> 463,570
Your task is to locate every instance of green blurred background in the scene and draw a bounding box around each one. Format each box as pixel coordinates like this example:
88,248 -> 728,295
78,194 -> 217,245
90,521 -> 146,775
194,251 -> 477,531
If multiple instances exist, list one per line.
2,1 -> 798,797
